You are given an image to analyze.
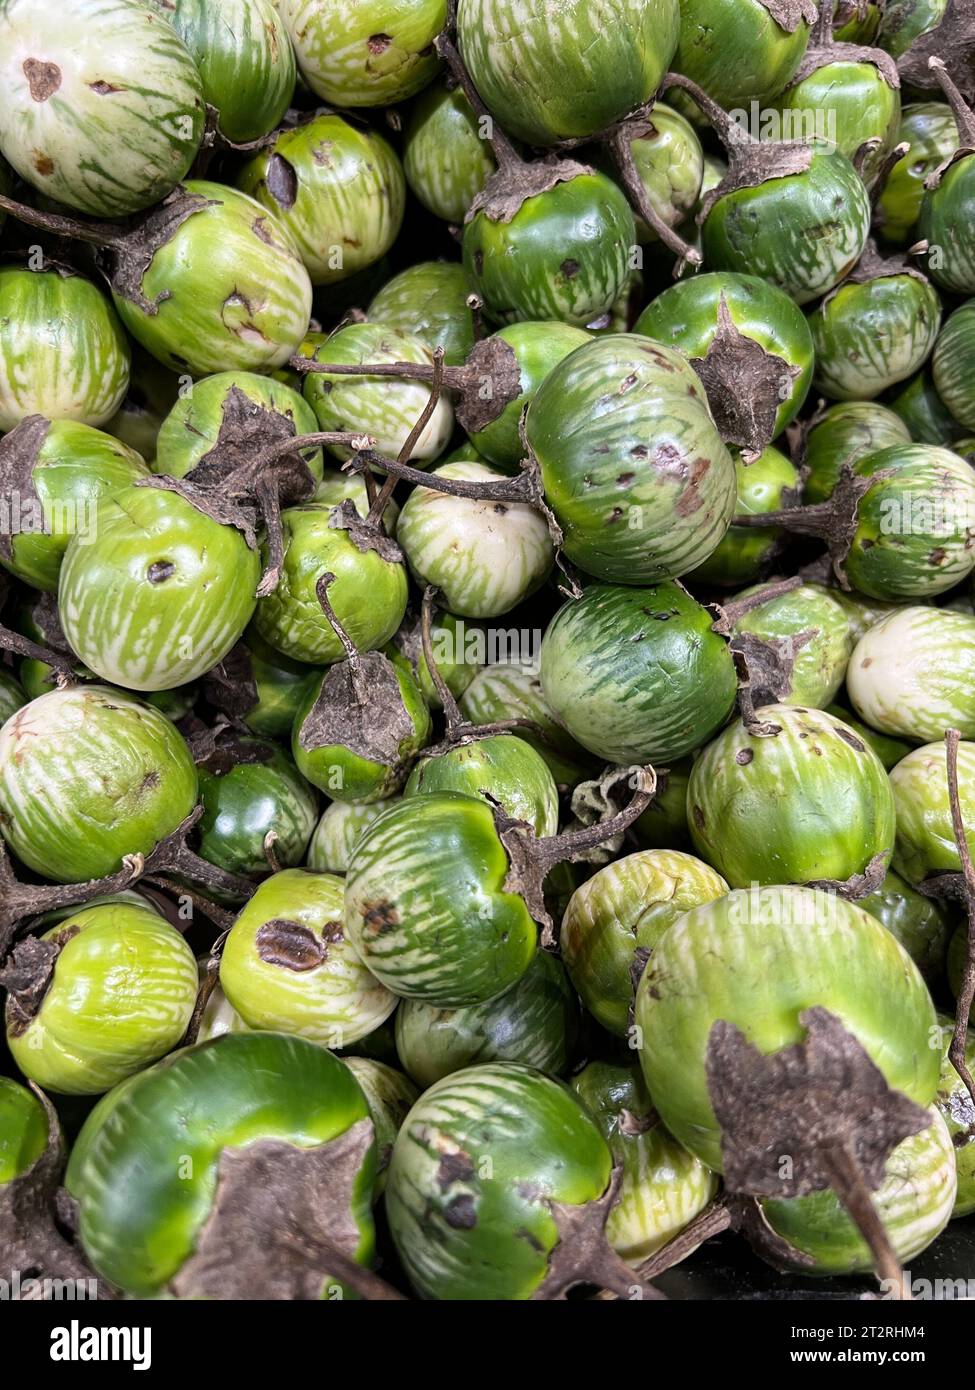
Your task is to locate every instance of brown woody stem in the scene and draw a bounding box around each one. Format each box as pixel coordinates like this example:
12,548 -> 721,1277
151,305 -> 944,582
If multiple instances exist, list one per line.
821,1141 -> 910,1299
433,29 -> 523,171
367,348 -> 447,527
315,572 -> 359,666
927,56 -> 975,145
710,575 -> 804,635
660,71 -> 753,150
944,727 -> 975,1106
0,192 -> 128,249
606,123 -> 702,270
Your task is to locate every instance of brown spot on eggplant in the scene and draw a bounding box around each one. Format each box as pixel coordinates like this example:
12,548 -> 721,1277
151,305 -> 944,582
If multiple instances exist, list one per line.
23,59 -> 61,101
692,804 -> 705,831
834,727 -> 866,753
560,258 -> 580,278
443,1194 -> 477,1229
265,153 -> 298,211
89,80 -> 123,94
362,900 -> 400,936
735,748 -> 754,765
33,152 -> 54,176
436,1151 -> 475,1190
256,919 -> 326,971
617,472 -> 635,486
367,32 -> 392,53
147,561 -> 175,583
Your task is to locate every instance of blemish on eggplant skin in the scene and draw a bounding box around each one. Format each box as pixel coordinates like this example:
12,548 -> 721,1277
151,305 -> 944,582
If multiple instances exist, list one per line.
361,900 -> 400,935
560,258 -> 580,279
735,748 -> 753,765
692,804 -> 705,831
436,1151 -> 475,1190
443,1194 -> 477,1229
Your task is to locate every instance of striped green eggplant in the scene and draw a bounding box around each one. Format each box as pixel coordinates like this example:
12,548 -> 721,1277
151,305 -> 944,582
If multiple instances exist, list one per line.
344,792 -> 538,1005
0,266 -> 130,432
277,0 -> 445,106
197,737 -> 317,881
917,89 -> 975,294
458,0 -> 678,146
112,181 -> 313,378
405,734 -> 559,836
220,870 -> 397,1048
403,83 -> 496,224
467,321 -> 590,472
59,485 -> 260,690
572,1060 -> 718,1265
844,443 -> 975,599
292,658 -> 430,802
540,582 -> 738,765
0,685 -> 197,882
729,583 -> 854,708
308,798 -> 400,874
876,102 -> 960,242
688,704 -> 896,888
342,1057 -> 418,1197
0,0 -> 204,216
0,1077 -> 47,1185
395,950 -> 577,1087
5,901 -> 198,1095
303,322 -> 454,464
672,0 -> 813,109
703,142 -> 871,306
635,271 -> 814,442
153,0 -> 295,143
934,1017 -> 975,1216
368,262 -> 476,368
458,660 -> 596,787
0,669 -> 25,726
758,1110 -> 955,1273
803,401 -> 911,504
889,739 -> 975,881
396,461 -> 554,617
66,1032 -> 376,1297
635,884 -> 941,1170
772,48 -> 901,188
847,606 -> 975,740
155,371 -> 323,483
859,868 -> 951,983
0,418 -> 149,592
932,299 -> 975,430
527,334 -> 736,584
818,590 -> 905,645
688,446 -> 800,588
463,172 -> 635,328
254,504 -> 408,664
561,848 -> 728,1037
808,269 -> 941,400
239,114 -> 404,286
618,103 -> 703,243
385,1062 -> 612,1299
889,367 -> 964,444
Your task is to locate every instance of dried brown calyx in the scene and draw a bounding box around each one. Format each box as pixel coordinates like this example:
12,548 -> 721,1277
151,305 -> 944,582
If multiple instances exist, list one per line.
706,1007 -> 931,1298
491,767 -> 656,947
530,1165 -> 666,1300
201,641 -> 262,725
291,334 -> 523,439
0,414 -> 53,567
293,574 -> 418,794
0,806 -> 256,961
186,720 -> 275,778
916,729 -> 975,1108
897,0 -> 975,103
689,295 -> 802,459
661,71 -> 817,221
0,1086 -> 114,1298
1,928 -> 78,1036
785,0 -> 900,91
167,1120 -> 405,1300
729,464 -> 886,589
134,388 -> 370,597
710,575 -> 812,735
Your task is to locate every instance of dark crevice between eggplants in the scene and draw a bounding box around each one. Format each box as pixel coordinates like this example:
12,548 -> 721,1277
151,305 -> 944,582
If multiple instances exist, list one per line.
0,1086 -> 114,1296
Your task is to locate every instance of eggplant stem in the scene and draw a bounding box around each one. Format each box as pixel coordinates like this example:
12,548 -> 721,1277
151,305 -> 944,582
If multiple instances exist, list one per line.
0,192 -> 128,250
419,585 -> 464,730
820,1140 -> 911,1299
315,572 -> 359,666
433,28 -> 522,171
607,123 -> 702,271
927,57 -> 975,146
660,71 -> 752,150
366,348 -> 447,527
